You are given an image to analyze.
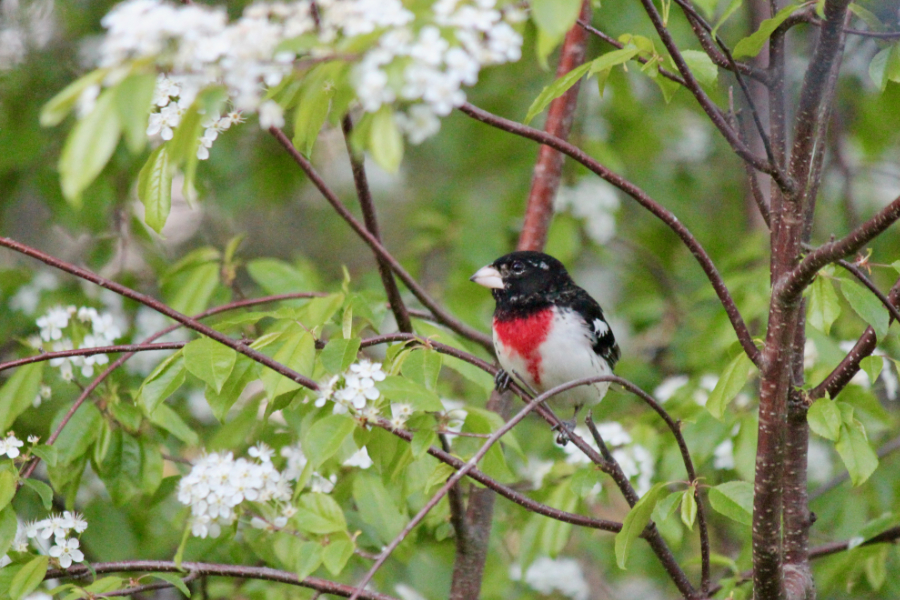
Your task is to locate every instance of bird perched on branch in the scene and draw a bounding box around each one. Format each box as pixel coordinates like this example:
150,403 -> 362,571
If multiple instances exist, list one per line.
471,251 -> 620,443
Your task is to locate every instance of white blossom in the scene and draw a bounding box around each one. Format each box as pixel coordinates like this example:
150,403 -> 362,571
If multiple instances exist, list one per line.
36,306 -> 70,341
654,375 -> 689,403
510,556 -> 589,600
49,537 -> 84,568
0,434 -> 24,459
343,446 -> 373,469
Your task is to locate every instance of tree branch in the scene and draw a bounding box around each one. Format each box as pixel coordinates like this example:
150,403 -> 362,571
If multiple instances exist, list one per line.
518,0 -> 591,251
341,115 -> 413,333
457,102 -> 761,367
0,237 -> 319,390
44,561 -> 399,600
268,126 -> 494,353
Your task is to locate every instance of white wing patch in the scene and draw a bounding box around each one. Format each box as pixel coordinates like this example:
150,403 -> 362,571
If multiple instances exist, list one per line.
592,318 -> 609,337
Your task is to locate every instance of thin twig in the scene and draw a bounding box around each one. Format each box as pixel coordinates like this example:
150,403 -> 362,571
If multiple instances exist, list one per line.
0,342 -> 187,373
268,126 -> 494,353
576,20 -> 686,86
96,573 -> 200,598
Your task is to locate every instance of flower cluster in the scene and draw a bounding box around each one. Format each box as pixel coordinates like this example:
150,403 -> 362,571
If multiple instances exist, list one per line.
35,306 -> 123,380
279,442 -> 338,493
509,556 -> 590,600
19,512 -> 89,569
555,178 -> 620,245
176,444 -> 293,538
316,359 -> 388,423
88,0 -> 523,158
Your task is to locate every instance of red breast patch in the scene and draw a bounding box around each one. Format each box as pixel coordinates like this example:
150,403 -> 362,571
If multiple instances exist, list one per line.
494,308 -> 553,384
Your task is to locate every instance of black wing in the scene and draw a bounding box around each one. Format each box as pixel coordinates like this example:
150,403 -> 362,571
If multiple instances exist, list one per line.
562,287 -> 620,369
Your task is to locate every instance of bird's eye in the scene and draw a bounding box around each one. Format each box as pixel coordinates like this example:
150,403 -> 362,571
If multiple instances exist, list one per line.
511,261 -> 525,274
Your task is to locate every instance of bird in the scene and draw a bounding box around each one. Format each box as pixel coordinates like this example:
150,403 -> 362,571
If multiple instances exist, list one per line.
470,251 -> 620,443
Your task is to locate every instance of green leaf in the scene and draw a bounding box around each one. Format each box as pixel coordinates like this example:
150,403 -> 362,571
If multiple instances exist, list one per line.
411,428 -> 438,460
840,279 -> 890,339
708,481 -> 753,525
261,326 -> 315,401
0,469 -> 15,512
9,556 -> 48,600
376,376 -> 443,411
167,262 -> 219,317
40,69 -> 107,127
808,397 -> 841,441
304,414 -> 357,468
682,50 -> 718,88
246,258 -> 317,294
869,44 -> 900,92
151,573 -> 191,597
83,577 -> 124,594
836,420 -> 878,486
681,488 -> 697,530
138,144 -> 173,234
733,4 -> 802,58
0,362 -> 43,432
322,535 -> 355,575
653,72 -> 681,103
292,63 -> 342,156
807,273 -> 841,334
524,61 -> 593,124
320,338 -> 361,375
400,349 -> 442,391
149,403 -> 200,446
540,480 -> 578,556
352,472 -> 407,544
368,106 -> 403,172
52,402 -> 102,466
22,479 -> 54,510
173,522 -> 191,569
707,352 -> 754,419
0,506 -> 16,559
205,356 -> 255,422
652,490 -> 681,524
860,356 -> 884,386
30,444 -> 58,467
183,337 -> 238,394
115,73 -> 156,154
137,352 -> 186,414
615,482 -> 668,569
294,541 -> 323,580
424,462 -> 456,494
59,86 -> 122,205
295,492 -> 347,534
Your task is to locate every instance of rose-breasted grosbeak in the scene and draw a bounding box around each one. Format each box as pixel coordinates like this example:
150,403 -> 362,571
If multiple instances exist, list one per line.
471,251 -> 620,441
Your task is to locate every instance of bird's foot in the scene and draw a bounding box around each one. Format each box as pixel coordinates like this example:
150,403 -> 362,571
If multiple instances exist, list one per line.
553,418 -> 577,446
494,369 -> 512,393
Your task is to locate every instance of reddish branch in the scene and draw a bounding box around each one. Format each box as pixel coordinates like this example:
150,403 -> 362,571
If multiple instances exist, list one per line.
45,561 -> 399,600
518,0 -> 591,251
458,102 -> 761,367
268,126 -> 494,353
341,115 -> 413,333
0,237 -> 319,390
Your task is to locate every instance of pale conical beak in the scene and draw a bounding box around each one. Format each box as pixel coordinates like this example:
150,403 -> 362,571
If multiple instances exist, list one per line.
470,265 -> 504,289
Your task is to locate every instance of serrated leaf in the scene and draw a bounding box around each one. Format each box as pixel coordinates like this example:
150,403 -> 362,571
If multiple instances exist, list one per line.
652,490 -> 681,523
369,106 -> 403,172
137,352 -> 186,414
58,87 -> 122,205
840,279 -> 890,339
320,338 -> 361,375
115,73 -> 156,153
295,492 -> 347,534
836,420 -> 878,486
322,536 -> 354,575
261,327 -> 315,401
524,61 -> 593,124
807,274 -> 841,334
808,397 -> 841,441
708,481 -> 753,525
733,4 -> 802,58
860,356 -> 884,386
9,556 -> 48,600
22,479 -> 53,510
615,482 -> 668,570
151,574 -> 191,597
376,376 -> 443,411
681,488 -> 698,529
682,50 -> 718,88
352,472 -> 407,544
138,144 -> 173,234
707,352 -> 753,419
294,541 -> 323,580
0,362 -> 43,432
304,414 -> 356,468
183,337 -> 238,394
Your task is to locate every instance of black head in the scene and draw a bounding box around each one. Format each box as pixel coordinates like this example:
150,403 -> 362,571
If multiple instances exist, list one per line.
470,251 -> 573,310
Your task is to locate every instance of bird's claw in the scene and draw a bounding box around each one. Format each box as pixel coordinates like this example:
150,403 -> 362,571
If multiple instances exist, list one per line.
553,418 -> 577,446
494,369 -> 512,393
